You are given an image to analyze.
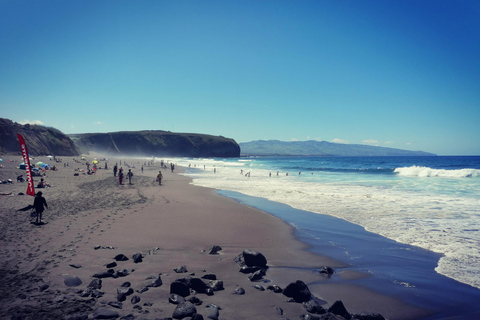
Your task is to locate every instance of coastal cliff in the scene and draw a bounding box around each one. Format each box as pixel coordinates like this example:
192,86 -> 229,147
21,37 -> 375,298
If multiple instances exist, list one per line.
69,131 -> 240,158
0,118 -> 81,156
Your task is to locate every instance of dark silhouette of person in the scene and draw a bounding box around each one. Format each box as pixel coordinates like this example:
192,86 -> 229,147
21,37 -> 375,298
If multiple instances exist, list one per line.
33,191 -> 48,224
113,164 -> 118,177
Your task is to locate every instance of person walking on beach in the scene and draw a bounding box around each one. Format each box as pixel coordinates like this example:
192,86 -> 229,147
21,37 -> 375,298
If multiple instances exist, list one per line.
33,191 -> 48,224
113,164 -> 118,177
156,171 -> 163,185
119,167 -> 124,185
127,169 -> 133,185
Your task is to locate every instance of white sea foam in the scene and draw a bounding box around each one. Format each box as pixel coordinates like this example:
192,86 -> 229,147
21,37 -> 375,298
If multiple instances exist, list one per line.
174,158 -> 480,289
394,166 -> 480,178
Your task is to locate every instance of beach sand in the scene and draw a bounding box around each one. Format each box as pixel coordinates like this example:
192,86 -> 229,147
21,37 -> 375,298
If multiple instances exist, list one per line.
0,153 -> 430,320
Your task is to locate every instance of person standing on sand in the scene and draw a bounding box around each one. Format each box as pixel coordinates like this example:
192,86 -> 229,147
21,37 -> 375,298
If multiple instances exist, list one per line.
119,167 -> 124,185
33,191 -> 48,224
156,171 -> 163,185
113,163 -> 118,177
127,169 -> 133,185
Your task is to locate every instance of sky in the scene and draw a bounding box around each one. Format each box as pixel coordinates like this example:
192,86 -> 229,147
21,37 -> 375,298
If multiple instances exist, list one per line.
1,0 -> 479,155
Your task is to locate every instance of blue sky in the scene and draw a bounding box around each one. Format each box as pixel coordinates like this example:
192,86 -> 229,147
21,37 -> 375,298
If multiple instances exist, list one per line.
1,0 -> 479,155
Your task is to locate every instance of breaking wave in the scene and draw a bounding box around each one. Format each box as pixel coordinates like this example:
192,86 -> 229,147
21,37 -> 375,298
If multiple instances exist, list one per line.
394,166 -> 480,178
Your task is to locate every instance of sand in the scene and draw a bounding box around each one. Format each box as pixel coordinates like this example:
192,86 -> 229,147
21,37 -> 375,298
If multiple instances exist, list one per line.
0,153 -> 430,320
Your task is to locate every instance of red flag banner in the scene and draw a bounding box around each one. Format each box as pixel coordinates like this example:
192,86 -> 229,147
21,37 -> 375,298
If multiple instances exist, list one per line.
17,134 -> 35,196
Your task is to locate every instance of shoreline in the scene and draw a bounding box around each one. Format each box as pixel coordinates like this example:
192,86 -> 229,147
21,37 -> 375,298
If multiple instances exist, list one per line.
0,154 -> 448,319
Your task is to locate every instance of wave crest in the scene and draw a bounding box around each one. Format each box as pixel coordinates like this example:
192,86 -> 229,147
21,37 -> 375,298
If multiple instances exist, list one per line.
394,166 -> 480,178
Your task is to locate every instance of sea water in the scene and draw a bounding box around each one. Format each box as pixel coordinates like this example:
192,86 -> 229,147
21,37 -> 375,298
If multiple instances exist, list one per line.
174,156 -> 480,292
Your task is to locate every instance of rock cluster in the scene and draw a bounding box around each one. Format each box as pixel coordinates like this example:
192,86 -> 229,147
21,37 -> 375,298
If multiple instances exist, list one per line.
7,246 -> 385,320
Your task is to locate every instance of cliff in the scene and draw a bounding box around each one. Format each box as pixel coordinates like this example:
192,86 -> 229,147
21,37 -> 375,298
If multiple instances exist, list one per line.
69,131 -> 240,158
239,140 -> 436,157
0,118 -> 81,156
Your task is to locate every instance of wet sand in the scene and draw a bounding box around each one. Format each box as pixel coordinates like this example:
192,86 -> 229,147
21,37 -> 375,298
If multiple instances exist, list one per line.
0,153 -> 430,319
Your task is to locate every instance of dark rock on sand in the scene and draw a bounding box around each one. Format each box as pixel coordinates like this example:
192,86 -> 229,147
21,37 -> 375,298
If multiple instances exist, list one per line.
206,304 -> 220,320
234,249 -> 268,268
253,284 -> 265,291
299,314 -> 323,320
208,245 -> 222,254
92,307 -> 120,319
319,266 -> 336,277
114,254 -> 129,261
67,313 -> 89,320
39,284 -> 49,291
130,295 -> 141,304
233,287 -> 245,295
267,285 -> 283,293
171,281 -> 191,297
108,301 -> 123,309
105,261 -> 117,268
64,276 -> 83,287
283,280 -> 312,303
174,265 -> 188,273
172,301 -> 197,319
352,313 -> 386,320
70,264 -> 82,268
169,293 -> 186,304
117,287 -> 134,296
92,270 -> 114,279
147,274 -> 163,287
207,280 -> 224,291
132,253 -> 143,263
201,273 -> 217,280
304,299 -> 327,314
116,269 -> 133,277
328,300 -> 351,319
189,296 -> 203,305
121,281 -> 131,287
239,265 -> 262,274
248,268 -> 266,281
137,286 -> 149,293
88,278 -> 102,290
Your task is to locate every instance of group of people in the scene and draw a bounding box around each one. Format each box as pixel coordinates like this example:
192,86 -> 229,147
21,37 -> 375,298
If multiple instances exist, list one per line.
113,164 -> 134,185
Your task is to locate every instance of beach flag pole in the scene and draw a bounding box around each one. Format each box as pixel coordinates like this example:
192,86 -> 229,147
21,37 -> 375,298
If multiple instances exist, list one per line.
17,134 -> 35,196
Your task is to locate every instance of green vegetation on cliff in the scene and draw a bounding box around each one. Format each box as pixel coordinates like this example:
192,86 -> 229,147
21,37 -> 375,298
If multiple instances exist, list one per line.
0,118 -> 80,156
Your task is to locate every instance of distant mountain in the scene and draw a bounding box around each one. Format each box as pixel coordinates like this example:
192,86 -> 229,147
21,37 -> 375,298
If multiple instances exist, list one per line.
69,131 -> 240,158
239,140 -> 436,157
0,118 -> 80,156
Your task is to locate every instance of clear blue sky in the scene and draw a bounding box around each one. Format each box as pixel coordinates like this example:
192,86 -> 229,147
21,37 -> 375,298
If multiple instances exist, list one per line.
1,0 -> 479,155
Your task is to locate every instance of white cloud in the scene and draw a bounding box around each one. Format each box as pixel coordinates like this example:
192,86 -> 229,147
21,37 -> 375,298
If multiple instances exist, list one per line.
362,139 -> 379,144
307,137 -> 322,141
332,138 -> 349,144
384,141 -> 393,144
19,119 -> 44,125
93,121 -> 103,125
290,138 -> 298,141
406,142 -> 412,145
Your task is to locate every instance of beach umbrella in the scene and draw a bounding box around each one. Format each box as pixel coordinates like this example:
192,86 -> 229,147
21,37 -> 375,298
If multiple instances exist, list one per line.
36,161 -> 45,166
92,160 -> 99,164
47,155 -> 53,159
81,156 -> 86,160
0,159 -> 2,162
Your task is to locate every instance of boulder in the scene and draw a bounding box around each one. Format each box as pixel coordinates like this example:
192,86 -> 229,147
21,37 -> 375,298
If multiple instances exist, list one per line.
170,281 -> 190,297
132,253 -> 143,263
208,245 -> 222,254
174,265 -> 188,273
248,268 -> 266,281
169,293 -> 186,304
282,280 -> 312,303
92,307 -> 119,319
114,254 -> 129,261
304,299 -> 327,314
147,274 -> 163,287
172,301 -> 197,319
352,313 -> 386,320
234,249 -> 267,268
64,276 -> 83,287
233,287 -> 245,295
130,295 -> 141,304
328,300 -> 351,319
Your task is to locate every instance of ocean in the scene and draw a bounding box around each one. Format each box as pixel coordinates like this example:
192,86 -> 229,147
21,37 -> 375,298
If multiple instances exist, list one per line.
174,156 -> 480,315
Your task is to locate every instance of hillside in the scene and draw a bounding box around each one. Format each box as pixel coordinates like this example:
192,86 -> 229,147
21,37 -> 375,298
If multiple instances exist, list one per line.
0,118 -> 80,156
239,140 -> 436,157
69,131 -> 240,158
